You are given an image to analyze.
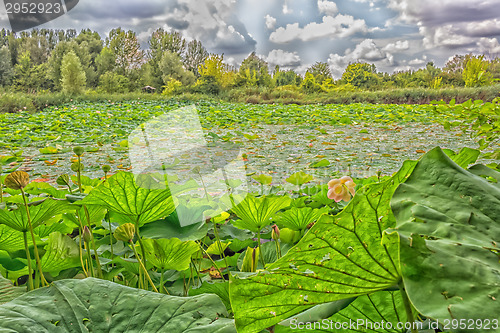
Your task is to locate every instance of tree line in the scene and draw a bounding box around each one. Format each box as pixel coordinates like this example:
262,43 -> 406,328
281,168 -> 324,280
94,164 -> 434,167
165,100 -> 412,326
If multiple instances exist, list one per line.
0,27 -> 499,96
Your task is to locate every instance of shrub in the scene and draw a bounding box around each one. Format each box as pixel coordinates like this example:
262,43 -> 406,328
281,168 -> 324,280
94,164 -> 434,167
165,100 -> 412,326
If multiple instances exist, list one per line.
0,93 -> 35,113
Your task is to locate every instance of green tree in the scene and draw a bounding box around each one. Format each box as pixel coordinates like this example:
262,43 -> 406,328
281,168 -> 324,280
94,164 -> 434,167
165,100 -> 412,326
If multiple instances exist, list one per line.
47,40 -> 92,90
300,72 -> 323,93
99,72 -> 130,93
107,28 -> 143,74
238,52 -> 272,87
273,67 -> 300,86
197,54 -> 227,94
95,47 -> 116,75
306,62 -> 331,85
341,62 -> 379,89
60,50 -> 86,95
13,51 -> 48,92
463,55 -> 493,87
0,46 -> 13,85
183,39 -> 208,76
158,51 -> 195,86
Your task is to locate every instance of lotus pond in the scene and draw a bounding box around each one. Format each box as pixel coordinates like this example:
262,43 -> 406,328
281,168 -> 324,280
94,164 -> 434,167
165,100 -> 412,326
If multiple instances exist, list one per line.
0,100 -> 498,333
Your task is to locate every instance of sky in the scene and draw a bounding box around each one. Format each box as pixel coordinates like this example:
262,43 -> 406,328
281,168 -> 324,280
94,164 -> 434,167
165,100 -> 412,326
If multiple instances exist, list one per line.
1,0 -> 500,77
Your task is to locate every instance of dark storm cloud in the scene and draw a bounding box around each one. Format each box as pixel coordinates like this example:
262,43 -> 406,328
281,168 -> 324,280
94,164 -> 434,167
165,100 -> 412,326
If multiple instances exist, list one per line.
165,17 -> 189,30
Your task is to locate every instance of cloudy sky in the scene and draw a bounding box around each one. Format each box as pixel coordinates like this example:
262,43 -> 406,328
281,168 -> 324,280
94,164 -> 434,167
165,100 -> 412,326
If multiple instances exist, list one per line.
1,0 -> 500,77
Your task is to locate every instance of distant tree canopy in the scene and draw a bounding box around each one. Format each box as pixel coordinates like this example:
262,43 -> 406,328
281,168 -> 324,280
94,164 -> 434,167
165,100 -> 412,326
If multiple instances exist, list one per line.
60,50 -> 86,95
0,27 -> 499,94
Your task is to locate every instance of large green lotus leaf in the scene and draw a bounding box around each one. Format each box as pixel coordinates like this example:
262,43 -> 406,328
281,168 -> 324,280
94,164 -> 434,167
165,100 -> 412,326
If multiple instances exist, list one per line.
0,224 -> 25,252
40,232 -> 81,276
0,278 -> 236,332
139,203 -> 210,241
34,222 -> 74,239
0,199 -> 74,232
274,206 -> 329,232
276,291 -> 410,332
442,147 -> 480,169
63,205 -> 107,228
231,195 -> 291,233
468,164 -> 500,189
391,147 -> 500,327
0,272 -> 25,305
0,250 -> 26,272
137,238 -> 199,271
8,232 -> 80,279
229,160 -> 416,333
189,281 -> 231,312
81,172 -> 175,226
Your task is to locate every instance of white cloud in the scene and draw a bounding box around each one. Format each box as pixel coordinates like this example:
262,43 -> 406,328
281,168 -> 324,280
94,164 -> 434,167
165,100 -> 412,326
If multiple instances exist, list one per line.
327,39 -> 393,78
420,25 -> 475,49
387,0 -> 500,51
382,40 -> 409,52
269,14 -> 368,43
318,0 -> 338,16
478,37 -> 500,55
264,49 -> 301,67
408,55 -> 428,66
264,15 -> 277,30
283,0 -> 293,14
159,0 -> 256,54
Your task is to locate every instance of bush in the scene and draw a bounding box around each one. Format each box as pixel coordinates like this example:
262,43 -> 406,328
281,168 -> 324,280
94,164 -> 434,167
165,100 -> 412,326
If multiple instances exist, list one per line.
0,93 -> 35,113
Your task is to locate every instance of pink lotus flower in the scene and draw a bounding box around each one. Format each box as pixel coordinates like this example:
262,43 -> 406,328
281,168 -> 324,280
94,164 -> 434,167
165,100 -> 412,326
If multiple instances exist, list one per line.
327,176 -> 356,202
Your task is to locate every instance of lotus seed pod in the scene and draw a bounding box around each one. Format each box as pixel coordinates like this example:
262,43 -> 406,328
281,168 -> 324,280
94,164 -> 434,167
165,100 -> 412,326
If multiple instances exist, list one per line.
279,227 -> 300,244
102,165 -> 111,173
4,171 -> 29,190
114,223 -> 135,242
82,226 -> 92,243
71,162 -> 84,172
56,174 -> 70,186
73,146 -> 84,156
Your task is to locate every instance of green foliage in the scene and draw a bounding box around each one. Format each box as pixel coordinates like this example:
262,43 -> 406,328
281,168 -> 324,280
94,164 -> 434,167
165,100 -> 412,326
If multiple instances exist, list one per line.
0,278 -> 236,332
0,93 -> 34,113
229,160 -> 416,332
106,28 -> 143,73
305,62 -> 332,85
138,238 -> 199,271
238,52 -> 272,87
81,172 -> 175,227
60,50 -> 86,95
231,195 -> 291,233
159,51 -> 195,86
0,272 -> 25,305
0,46 -> 13,85
98,72 -> 130,94
463,55 -> 493,87
300,72 -> 323,93
391,148 -> 500,322
341,62 -> 379,89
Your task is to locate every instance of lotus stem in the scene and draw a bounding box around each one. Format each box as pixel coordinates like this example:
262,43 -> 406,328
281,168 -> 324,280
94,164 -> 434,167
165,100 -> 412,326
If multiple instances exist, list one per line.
84,206 -> 103,278
77,156 -> 83,193
198,241 -> 225,281
75,211 -> 88,277
159,268 -> 164,294
134,220 -> 148,289
20,188 -> 48,287
22,232 -> 34,291
212,219 -> 229,272
129,240 -> 158,293
399,279 -> 418,333
85,241 -> 95,277
257,230 -> 265,267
